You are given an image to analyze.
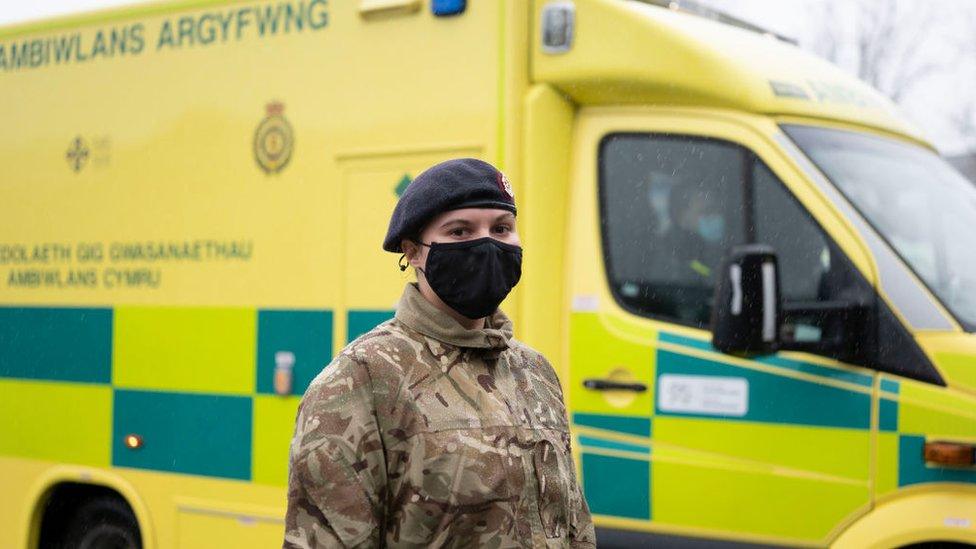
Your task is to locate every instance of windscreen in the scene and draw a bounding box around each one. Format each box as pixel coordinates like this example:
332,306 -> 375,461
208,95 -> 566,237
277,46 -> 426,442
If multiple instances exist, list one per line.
784,124 -> 976,331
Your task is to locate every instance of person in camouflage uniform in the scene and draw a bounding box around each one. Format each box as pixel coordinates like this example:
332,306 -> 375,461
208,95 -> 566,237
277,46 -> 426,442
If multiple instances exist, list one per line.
284,158 -> 595,548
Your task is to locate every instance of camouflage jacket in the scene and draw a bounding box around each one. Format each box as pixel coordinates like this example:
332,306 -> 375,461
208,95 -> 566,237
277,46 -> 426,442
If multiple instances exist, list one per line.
284,283 -> 595,548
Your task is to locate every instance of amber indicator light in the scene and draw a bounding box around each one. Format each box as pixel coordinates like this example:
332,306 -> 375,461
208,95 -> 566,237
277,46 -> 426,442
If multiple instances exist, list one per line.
923,440 -> 975,467
124,434 -> 144,450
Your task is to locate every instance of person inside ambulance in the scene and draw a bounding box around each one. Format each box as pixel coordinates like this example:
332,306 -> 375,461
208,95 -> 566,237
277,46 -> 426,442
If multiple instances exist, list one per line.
284,158 -> 595,548
659,182 -> 724,288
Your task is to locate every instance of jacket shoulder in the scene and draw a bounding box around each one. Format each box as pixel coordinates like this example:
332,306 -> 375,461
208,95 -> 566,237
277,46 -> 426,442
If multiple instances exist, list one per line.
325,318 -> 433,392
508,338 -> 550,366
508,339 -> 562,381
340,318 -> 423,363
302,319 -> 400,395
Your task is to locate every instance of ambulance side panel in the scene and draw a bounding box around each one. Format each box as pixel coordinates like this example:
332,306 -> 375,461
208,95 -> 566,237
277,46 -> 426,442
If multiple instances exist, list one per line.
0,2 -> 516,547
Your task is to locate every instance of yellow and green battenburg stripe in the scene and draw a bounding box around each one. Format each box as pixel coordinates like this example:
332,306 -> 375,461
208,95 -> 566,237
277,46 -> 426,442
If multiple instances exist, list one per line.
2,303 -> 973,525
568,315 -> 976,539
574,415 -> 652,520
0,305 -> 394,484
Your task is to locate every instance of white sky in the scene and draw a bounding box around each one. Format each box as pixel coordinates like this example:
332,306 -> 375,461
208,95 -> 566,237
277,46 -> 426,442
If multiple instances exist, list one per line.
0,1 -> 153,26
3,0 -> 972,155
703,0 -> 976,155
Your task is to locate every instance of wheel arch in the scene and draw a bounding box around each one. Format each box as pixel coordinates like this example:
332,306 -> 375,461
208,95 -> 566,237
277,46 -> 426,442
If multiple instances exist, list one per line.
23,465 -> 155,549
830,484 -> 976,548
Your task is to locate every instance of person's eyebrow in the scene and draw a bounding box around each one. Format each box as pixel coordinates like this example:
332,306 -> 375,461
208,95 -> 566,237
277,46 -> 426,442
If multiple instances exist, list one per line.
494,212 -> 515,222
438,218 -> 472,229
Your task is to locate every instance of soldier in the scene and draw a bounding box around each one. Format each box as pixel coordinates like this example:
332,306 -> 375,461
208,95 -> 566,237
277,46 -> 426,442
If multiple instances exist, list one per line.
284,158 -> 595,548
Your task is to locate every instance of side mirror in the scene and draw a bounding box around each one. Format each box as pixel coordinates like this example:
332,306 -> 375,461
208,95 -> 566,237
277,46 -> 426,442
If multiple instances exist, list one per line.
711,244 -> 781,356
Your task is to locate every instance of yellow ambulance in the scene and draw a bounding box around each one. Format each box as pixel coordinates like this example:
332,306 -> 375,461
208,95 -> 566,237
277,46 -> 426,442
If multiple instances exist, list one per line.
2,0 -> 974,547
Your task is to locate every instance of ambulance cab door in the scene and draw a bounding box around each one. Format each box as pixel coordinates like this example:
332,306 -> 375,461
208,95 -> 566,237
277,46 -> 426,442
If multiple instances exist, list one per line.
566,108 -> 876,545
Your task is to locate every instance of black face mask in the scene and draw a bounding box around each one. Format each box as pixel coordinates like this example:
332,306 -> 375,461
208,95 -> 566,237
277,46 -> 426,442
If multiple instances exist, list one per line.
415,237 -> 522,319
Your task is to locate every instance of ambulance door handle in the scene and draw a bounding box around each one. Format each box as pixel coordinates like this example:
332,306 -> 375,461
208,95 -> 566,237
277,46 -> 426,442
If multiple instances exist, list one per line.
583,379 -> 647,392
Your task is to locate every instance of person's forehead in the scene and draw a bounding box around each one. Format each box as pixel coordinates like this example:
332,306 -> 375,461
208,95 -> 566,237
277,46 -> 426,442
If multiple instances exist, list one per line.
428,208 -> 515,227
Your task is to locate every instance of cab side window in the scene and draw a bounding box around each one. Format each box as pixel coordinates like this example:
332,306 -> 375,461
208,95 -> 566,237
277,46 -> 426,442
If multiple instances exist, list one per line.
600,133 -> 865,335
752,160 -> 830,303
600,135 -> 746,328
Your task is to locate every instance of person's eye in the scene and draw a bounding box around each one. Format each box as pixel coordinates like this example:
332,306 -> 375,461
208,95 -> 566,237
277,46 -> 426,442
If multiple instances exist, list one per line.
492,225 -> 512,234
449,228 -> 466,237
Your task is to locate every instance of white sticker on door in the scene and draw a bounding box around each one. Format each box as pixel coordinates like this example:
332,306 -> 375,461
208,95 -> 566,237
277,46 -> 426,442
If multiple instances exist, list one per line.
657,374 -> 749,417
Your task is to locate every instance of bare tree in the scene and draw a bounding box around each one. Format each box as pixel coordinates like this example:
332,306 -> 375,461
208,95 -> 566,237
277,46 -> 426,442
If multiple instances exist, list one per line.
807,3 -> 842,71
951,103 -> 976,154
804,0 -> 942,104
948,10 -> 976,154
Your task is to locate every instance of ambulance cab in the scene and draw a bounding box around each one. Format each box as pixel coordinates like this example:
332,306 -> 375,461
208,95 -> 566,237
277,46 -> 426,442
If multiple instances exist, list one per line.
539,2 -> 976,547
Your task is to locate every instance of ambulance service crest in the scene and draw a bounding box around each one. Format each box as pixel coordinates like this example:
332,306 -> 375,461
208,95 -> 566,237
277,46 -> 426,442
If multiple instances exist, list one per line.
253,101 -> 294,174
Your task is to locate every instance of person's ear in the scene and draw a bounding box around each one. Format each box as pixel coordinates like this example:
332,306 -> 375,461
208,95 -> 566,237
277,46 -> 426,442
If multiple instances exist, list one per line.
408,239 -> 429,270
401,239 -> 420,265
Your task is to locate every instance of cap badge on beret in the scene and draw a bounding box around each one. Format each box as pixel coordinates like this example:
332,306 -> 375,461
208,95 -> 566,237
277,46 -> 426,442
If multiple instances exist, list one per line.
496,170 -> 515,199
382,157 -> 518,252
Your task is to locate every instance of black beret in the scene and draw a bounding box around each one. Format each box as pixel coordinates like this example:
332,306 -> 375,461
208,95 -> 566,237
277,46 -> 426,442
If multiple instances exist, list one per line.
383,158 -> 517,252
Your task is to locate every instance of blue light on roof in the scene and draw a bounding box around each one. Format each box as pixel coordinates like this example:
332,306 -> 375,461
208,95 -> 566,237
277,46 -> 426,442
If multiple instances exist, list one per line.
432,0 -> 465,17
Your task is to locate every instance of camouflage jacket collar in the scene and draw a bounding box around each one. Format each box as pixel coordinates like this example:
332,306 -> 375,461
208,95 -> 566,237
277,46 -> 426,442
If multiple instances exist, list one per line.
395,283 -> 513,352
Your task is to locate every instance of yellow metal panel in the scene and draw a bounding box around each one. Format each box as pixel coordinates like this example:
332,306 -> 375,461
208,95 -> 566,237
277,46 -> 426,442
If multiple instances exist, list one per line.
899,379 -> 976,439
177,506 -> 284,549
652,457 -> 868,541
0,0 -> 501,310
832,488 -> 976,548
252,394 -> 301,486
113,469 -> 287,549
113,306 -> 256,394
875,432 -> 900,497
532,0 -> 922,143
568,312 -> 654,417
498,0 -> 530,175
337,147 -> 480,311
520,84 -> 575,380
0,457 -> 55,549
917,331 -> 976,394
592,515 -> 821,548
653,418 -> 870,481
0,380 -> 111,466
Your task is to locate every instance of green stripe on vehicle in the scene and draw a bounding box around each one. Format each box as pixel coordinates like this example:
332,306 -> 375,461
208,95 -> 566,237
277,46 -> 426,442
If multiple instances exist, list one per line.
573,413 -> 651,438
898,434 -> 976,487
0,306 -> 112,383
582,453 -> 650,520
879,397 -> 899,432
879,380 -> 899,431
880,379 -> 900,394
655,349 -> 871,430
579,435 -> 650,454
256,309 -> 332,396
347,310 -> 395,343
112,389 -> 252,480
